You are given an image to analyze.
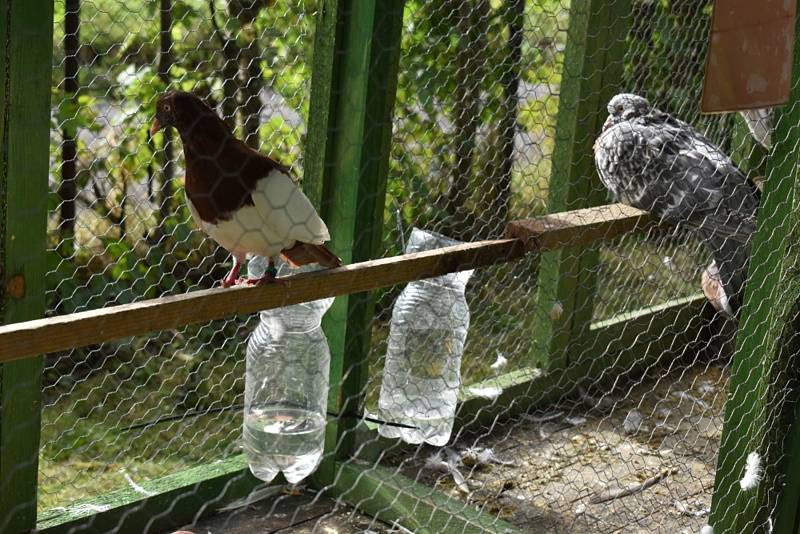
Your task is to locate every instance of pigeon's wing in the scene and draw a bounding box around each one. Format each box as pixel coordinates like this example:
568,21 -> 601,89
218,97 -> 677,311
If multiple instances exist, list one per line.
596,117 -> 758,229
250,169 -> 331,246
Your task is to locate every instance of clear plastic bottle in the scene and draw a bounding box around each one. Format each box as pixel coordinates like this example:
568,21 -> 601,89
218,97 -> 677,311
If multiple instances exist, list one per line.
378,228 -> 473,446
244,257 -> 334,483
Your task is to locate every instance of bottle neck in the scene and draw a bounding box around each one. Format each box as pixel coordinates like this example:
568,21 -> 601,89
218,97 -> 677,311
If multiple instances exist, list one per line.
260,310 -> 323,334
416,278 -> 467,292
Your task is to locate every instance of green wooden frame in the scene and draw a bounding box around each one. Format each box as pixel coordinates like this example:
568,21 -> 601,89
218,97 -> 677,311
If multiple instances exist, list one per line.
32,297 -> 708,533
709,10 -> 800,532
0,1 -> 747,533
303,0 -> 405,485
0,1 -> 54,532
534,0 -> 633,369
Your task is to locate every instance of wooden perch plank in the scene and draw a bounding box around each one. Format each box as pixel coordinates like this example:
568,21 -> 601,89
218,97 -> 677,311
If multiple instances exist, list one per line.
505,203 -> 652,251
0,203 -> 651,362
1,240 -> 524,362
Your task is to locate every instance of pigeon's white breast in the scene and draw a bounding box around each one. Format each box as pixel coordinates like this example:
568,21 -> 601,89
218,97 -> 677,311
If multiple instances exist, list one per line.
185,169 -> 331,259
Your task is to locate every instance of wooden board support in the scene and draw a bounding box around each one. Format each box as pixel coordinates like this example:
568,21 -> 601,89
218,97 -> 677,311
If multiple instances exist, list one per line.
454,295 -> 709,432
709,11 -> 800,532
0,1 -> 55,531
0,204 -> 653,363
330,462 -> 522,533
302,0 -> 405,484
534,0 -> 633,369
505,204 -> 651,251
343,295 -> 710,465
37,455 -> 262,534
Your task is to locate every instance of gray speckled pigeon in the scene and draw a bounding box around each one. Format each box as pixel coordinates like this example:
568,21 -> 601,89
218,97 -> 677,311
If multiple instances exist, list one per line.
594,93 -> 760,318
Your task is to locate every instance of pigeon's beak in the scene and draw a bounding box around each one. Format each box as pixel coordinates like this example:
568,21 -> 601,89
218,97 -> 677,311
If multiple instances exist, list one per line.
601,115 -> 614,132
150,117 -> 162,136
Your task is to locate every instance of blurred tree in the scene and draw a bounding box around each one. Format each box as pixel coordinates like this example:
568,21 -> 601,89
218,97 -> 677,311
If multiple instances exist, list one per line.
59,0 -> 80,256
486,0 -> 524,237
447,0 -> 489,239
158,0 -> 176,230
228,0 -> 271,147
209,0 -> 240,124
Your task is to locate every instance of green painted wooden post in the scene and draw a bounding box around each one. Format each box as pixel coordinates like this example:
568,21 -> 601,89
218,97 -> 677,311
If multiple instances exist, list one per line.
534,0 -> 632,368
303,0 -> 404,485
0,0 -> 54,531
709,13 -> 800,532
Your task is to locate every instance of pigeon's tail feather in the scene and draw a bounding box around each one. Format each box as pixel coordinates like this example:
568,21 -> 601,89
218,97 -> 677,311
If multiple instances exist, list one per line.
699,226 -> 753,319
682,215 -> 756,245
281,242 -> 342,269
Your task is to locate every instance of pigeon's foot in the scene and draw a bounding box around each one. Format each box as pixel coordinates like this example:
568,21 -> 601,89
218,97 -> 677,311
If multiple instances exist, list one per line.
221,271 -> 240,288
242,272 -> 287,286
221,259 -> 243,288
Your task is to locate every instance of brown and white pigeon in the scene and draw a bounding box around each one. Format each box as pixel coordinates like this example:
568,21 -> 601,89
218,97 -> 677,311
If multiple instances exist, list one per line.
151,91 -> 341,286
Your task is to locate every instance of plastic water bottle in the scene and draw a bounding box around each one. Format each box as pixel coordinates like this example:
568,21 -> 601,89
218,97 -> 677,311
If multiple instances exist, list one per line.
243,257 -> 334,483
378,228 -> 473,445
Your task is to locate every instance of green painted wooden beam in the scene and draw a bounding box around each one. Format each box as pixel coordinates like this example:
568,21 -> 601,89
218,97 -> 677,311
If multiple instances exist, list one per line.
303,0 -> 341,210
0,1 -> 54,531
355,296 -> 710,463
534,0 -> 633,369
454,294 -> 710,433
303,0 -> 405,486
709,12 -> 800,532
330,461 -> 522,534
770,297 -> 800,534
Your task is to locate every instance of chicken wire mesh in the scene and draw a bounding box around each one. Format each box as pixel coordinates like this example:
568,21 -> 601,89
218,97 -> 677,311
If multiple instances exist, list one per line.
24,0 -> 794,532
42,0 -> 316,516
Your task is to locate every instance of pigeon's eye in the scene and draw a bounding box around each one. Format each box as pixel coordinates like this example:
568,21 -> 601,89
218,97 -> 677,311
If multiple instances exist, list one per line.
163,104 -> 172,112
615,104 -> 624,113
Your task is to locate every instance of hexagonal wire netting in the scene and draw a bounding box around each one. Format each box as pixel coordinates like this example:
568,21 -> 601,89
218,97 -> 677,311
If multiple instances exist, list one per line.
37,0 -> 781,532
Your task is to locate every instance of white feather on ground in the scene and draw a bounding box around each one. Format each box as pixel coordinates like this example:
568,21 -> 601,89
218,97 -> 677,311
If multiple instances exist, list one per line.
123,472 -> 156,497
468,385 -> 503,400
216,486 -> 284,512
490,352 -> 508,370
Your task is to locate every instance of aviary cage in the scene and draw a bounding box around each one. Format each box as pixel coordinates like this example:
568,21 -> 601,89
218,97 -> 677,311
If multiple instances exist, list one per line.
0,1 -> 798,533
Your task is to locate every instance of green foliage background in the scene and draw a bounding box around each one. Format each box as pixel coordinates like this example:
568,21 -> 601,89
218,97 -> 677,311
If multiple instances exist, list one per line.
39,0 -> 732,514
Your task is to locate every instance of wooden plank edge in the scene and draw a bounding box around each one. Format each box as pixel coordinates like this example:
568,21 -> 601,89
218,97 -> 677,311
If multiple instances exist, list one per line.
0,203 -> 656,362
505,203 -> 653,252
0,239 -> 524,361
37,297 -> 710,533
37,455 -> 263,533
453,294 -> 710,431
328,461 -> 522,533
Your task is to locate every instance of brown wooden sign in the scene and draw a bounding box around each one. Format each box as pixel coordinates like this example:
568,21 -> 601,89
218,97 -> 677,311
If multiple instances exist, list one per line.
701,0 -> 796,113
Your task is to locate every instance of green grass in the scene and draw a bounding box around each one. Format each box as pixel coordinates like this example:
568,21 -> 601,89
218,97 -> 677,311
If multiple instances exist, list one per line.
38,319 -> 248,511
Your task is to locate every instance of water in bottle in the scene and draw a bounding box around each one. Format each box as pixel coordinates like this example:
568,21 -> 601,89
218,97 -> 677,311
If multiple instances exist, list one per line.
244,256 -> 334,483
378,228 -> 473,445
